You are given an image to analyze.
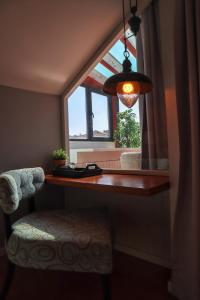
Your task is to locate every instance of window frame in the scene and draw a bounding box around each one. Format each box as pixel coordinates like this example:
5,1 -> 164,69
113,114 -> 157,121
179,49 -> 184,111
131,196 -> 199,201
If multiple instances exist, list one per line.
69,85 -> 114,142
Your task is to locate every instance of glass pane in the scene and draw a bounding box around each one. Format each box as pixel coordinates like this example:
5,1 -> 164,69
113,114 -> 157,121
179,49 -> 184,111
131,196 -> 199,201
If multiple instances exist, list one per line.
91,92 -> 110,138
95,63 -> 114,78
68,86 -> 87,139
109,40 -> 137,71
119,99 -> 140,122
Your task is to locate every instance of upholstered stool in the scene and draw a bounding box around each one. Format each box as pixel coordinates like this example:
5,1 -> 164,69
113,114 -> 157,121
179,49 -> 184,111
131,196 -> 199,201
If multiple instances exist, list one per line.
0,168 -> 112,300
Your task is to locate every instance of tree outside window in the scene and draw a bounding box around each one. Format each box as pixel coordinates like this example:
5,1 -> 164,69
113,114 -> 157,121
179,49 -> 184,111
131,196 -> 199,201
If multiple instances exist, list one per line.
114,109 -> 141,148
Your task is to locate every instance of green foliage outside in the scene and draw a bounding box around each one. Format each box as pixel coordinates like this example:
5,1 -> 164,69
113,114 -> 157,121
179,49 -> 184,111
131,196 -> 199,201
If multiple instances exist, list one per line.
52,148 -> 68,160
114,109 -> 141,148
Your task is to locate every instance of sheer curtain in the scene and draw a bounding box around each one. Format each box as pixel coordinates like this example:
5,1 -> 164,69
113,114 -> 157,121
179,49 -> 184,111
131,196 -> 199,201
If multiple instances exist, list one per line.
172,0 -> 200,299
137,0 -> 168,169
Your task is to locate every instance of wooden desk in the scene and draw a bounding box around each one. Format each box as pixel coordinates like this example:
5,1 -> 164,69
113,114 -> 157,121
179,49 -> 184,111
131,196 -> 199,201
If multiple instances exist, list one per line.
45,174 -> 169,196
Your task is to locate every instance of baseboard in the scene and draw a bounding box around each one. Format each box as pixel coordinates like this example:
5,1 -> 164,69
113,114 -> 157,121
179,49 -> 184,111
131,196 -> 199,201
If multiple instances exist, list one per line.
0,247 -> 6,256
114,242 -> 171,269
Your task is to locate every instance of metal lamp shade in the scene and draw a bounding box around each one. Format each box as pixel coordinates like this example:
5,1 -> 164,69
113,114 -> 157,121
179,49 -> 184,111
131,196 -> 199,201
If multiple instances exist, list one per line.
103,71 -> 153,96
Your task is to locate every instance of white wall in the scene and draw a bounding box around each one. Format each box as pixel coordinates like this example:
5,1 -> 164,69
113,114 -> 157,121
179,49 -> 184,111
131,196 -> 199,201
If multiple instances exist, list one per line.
70,141 -> 115,150
0,86 -> 65,247
65,187 -> 171,267
70,141 -> 115,163
0,86 -> 62,172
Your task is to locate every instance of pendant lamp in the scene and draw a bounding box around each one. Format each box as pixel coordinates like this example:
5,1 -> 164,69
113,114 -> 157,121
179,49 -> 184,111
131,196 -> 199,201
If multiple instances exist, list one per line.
103,0 -> 153,108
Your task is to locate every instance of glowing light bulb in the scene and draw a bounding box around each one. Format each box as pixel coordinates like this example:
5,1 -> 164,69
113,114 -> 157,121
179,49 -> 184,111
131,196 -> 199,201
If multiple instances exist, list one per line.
122,83 -> 134,93
117,81 -> 140,108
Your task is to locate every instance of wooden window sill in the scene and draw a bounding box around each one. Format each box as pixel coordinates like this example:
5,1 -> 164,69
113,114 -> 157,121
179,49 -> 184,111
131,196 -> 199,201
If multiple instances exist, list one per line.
45,173 -> 169,196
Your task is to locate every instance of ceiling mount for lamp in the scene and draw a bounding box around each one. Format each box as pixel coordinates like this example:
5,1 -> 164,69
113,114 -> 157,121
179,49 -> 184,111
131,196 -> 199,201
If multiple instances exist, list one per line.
103,0 -> 153,108
128,0 -> 141,36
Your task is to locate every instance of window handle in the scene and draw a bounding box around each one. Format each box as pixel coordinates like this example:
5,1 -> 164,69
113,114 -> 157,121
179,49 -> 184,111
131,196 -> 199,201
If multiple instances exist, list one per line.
90,112 -> 94,118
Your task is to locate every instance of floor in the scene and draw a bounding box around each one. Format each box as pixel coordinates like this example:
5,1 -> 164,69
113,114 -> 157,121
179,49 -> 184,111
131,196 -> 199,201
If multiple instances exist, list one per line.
0,251 -> 175,300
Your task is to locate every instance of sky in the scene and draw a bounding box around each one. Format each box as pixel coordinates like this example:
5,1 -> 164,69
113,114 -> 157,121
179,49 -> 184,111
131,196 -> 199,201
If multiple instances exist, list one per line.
68,87 -> 110,136
91,92 -> 109,133
109,40 -> 137,71
68,86 -> 87,136
94,40 -> 137,78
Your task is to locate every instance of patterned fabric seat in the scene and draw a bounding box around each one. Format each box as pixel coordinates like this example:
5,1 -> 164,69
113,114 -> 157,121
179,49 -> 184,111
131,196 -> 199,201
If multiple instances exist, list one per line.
0,167 -> 112,300
7,208 -> 112,273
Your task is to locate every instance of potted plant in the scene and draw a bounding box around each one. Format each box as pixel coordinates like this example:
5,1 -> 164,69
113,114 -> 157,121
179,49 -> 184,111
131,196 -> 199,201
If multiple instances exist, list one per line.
52,148 -> 69,167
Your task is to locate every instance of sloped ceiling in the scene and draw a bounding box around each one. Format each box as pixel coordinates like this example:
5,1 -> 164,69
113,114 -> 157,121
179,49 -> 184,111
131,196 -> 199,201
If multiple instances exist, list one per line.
0,0 -> 150,95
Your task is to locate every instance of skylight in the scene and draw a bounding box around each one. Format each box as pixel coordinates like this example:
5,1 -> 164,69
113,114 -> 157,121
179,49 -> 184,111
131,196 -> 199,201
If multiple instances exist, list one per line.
109,40 -> 137,71
95,63 -> 114,78
87,30 -> 137,84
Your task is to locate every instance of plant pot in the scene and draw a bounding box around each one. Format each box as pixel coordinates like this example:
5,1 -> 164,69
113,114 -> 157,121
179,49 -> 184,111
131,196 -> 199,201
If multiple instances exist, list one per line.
53,160 -> 66,167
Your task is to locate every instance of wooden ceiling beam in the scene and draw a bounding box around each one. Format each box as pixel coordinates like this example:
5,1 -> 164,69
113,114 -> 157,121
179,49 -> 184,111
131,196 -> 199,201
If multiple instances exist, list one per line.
90,69 -> 107,84
100,59 -> 118,74
102,53 -> 122,73
83,76 -> 103,90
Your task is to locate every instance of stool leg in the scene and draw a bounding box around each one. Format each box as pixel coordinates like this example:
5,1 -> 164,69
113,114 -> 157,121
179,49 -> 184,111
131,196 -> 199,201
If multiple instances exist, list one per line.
0,262 -> 15,300
101,274 -> 111,300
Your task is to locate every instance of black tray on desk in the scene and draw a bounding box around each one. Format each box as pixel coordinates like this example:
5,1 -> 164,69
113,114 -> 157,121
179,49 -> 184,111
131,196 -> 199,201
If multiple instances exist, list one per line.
52,164 -> 103,178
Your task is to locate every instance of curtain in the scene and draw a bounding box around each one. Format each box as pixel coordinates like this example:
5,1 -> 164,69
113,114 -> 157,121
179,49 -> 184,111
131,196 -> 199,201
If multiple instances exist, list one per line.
137,1 -> 168,169
172,0 -> 200,299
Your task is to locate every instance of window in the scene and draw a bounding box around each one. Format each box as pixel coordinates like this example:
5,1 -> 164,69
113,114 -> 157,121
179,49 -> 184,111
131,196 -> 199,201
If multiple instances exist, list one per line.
91,92 -> 111,139
67,29 -> 141,170
68,86 -> 113,141
68,86 -> 87,140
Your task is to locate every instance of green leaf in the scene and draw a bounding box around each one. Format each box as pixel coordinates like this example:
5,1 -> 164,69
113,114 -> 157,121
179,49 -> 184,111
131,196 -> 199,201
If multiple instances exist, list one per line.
52,148 -> 68,160
114,109 -> 141,148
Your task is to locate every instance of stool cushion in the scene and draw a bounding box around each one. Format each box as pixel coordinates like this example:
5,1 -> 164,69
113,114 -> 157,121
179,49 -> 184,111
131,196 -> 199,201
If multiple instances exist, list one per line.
6,208 -> 112,274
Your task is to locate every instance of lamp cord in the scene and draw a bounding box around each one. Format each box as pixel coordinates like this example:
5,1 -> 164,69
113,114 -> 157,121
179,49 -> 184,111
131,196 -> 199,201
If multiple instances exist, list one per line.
123,0 -> 138,58
122,0 -> 126,50
122,0 -> 130,58
130,0 -> 137,12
